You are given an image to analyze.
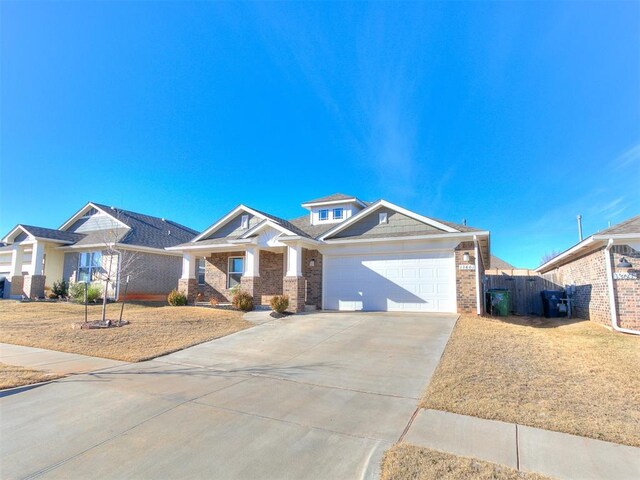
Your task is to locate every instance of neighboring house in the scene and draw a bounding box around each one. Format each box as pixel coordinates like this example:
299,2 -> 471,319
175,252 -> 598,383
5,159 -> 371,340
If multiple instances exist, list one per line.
536,215 -> 640,332
1,202 -> 197,301
169,193 -> 490,314
490,255 -> 515,270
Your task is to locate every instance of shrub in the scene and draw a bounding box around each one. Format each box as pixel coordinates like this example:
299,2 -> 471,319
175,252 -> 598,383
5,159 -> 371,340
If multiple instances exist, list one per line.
51,280 -> 68,299
167,289 -> 188,306
270,295 -> 289,314
232,290 -> 254,312
68,282 -> 102,303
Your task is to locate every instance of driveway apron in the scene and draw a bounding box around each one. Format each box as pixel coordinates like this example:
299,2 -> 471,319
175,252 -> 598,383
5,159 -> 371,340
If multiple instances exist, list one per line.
0,312 -> 457,480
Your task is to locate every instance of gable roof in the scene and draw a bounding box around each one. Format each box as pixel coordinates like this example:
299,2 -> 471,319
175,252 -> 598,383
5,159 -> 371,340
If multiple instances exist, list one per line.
2,225 -> 86,244
536,214 -> 640,273
490,255 -> 516,270
91,203 -> 198,249
302,193 -> 358,204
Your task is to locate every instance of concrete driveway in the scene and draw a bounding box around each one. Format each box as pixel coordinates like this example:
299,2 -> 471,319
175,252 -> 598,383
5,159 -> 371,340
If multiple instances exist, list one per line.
1,312 -> 457,480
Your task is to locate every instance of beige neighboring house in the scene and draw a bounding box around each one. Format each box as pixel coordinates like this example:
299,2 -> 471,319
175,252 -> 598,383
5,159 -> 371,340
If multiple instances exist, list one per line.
169,193 -> 491,314
0,202 -> 197,301
536,215 -> 640,333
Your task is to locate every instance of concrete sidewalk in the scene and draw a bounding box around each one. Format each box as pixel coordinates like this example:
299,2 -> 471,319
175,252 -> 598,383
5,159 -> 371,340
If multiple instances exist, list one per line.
0,343 -> 126,376
404,409 -> 640,480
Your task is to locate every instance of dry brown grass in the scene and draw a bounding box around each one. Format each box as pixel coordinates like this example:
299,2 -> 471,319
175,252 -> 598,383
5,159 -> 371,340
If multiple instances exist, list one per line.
381,443 -> 551,480
0,300 -> 252,362
421,315 -> 640,447
0,363 -> 63,390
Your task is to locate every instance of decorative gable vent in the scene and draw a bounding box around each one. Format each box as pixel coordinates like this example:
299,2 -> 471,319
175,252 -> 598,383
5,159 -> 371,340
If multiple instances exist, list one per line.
379,212 -> 388,224
241,215 -> 249,229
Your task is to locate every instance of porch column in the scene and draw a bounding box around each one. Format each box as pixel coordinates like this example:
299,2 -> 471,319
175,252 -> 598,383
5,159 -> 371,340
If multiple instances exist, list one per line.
178,253 -> 197,304
284,244 -> 305,313
9,245 -> 25,298
241,247 -> 261,302
24,241 -> 46,298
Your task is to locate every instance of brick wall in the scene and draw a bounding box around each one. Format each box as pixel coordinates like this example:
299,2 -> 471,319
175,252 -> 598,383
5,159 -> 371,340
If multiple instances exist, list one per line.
541,244 -> 639,331
255,251 -> 284,305
121,251 -> 182,298
455,242 -> 477,314
302,248 -> 322,309
200,251 -> 245,303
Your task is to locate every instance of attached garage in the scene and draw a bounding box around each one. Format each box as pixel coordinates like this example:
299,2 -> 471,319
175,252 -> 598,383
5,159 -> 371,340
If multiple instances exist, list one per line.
322,251 -> 456,312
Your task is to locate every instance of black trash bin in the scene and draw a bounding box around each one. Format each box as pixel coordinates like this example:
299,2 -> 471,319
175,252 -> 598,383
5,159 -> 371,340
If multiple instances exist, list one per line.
540,290 -> 567,318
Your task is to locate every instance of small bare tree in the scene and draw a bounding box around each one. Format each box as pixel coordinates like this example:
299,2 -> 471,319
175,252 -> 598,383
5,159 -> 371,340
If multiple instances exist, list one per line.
89,216 -> 146,327
540,250 -> 561,266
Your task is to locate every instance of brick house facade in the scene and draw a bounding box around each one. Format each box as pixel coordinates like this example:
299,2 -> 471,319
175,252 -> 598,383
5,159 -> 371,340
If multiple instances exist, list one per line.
537,215 -> 640,332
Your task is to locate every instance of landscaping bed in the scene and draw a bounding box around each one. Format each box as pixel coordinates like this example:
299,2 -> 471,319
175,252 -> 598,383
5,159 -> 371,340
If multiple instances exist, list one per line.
0,363 -> 62,390
421,315 -> 640,447
381,444 -> 551,480
0,300 -> 252,362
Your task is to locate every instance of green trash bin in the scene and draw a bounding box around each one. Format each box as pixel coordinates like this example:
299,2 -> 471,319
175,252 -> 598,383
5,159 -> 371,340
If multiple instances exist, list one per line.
486,289 -> 510,316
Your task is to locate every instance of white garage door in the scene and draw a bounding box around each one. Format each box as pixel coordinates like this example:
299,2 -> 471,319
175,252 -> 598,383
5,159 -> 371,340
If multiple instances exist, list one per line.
323,252 -> 456,312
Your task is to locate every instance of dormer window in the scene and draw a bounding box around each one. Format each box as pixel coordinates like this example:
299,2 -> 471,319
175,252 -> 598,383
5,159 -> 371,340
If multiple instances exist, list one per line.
319,209 -> 329,221
333,208 -> 344,220
241,215 -> 249,229
379,212 -> 388,224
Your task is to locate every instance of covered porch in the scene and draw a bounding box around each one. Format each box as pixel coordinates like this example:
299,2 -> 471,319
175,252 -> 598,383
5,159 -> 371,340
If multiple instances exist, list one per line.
177,238 -> 322,313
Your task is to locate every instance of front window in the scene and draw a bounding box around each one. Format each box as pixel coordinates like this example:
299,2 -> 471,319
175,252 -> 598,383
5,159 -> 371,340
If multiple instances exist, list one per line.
77,252 -> 102,282
197,258 -> 206,285
227,257 -> 244,289
319,209 -> 329,221
333,208 -> 344,220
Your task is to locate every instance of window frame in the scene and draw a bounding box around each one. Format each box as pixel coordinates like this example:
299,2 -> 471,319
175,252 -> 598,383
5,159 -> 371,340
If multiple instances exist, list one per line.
318,209 -> 329,221
77,251 -> 102,282
227,256 -> 244,289
379,212 -> 388,224
241,214 -> 249,229
332,208 -> 344,220
197,258 -> 206,285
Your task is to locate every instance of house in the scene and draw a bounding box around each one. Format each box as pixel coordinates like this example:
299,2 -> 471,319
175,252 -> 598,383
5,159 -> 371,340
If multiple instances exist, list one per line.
536,215 -> 640,333
0,202 -> 197,301
169,193 -> 490,314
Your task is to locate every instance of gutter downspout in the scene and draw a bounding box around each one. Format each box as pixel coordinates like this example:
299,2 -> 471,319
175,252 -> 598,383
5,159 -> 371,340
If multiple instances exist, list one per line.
473,235 -> 482,315
604,239 -> 640,335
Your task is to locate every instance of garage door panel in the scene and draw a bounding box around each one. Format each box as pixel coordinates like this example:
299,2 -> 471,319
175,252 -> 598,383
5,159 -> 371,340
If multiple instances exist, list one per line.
324,252 -> 456,313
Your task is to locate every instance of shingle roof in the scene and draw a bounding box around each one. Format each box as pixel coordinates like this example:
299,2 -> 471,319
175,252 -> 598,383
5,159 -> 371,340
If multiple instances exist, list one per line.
595,214 -> 640,236
301,193 -> 360,205
92,203 -> 198,249
19,225 -> 86,243
490,255 -> 515,269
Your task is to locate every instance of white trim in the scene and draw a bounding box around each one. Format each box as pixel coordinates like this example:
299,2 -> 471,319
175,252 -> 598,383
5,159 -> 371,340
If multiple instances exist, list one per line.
239,219 -> 296,239
58,243 -> 182,257
323,231 -> 488,245
227,256 -> 244,289
2,225 -> 30,244
301,198 -> 367,208
474,235 -> 482,315
192,205 -> 269,242
59,202 -> 129,232
319,199 -> 459,240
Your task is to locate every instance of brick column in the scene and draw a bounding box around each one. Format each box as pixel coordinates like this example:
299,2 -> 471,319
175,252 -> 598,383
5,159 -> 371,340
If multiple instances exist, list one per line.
283,276 -> 305,313
240,276 -> 260,303
178,278 -> 198,304
23,275 -> 46,299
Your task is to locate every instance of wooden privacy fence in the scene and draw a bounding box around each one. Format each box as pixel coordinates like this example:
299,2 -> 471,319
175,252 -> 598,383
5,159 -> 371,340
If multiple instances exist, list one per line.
485,269 -> 562,316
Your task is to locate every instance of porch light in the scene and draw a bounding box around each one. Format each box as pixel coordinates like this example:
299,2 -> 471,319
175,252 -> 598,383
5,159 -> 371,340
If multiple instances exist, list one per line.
463,252 -> 470,263
617,257 -> 632,269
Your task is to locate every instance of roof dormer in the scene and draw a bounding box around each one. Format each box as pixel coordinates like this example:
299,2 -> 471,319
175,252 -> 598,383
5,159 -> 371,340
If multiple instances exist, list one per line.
301,193 -> 367,226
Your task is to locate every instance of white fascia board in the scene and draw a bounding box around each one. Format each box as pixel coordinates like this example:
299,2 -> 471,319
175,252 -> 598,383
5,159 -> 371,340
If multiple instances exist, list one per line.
536,233 -> 640,273
227,238 -> 257,245
59,202 -> 130,232
319,199 -> 459,240
32,237 -> 75,245
192,205 -> 269,242
301,198 -> 366,208
58,243 -> 181,257
535,236 -> 599,273
239,219 -> 295,239
166,243 -> 243,252
322,231 -> 487,245
278,235 -> 322,247
2,225 -> 29,244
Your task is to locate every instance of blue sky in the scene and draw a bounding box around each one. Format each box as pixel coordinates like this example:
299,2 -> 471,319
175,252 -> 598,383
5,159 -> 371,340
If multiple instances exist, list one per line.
1,1 -> 638,269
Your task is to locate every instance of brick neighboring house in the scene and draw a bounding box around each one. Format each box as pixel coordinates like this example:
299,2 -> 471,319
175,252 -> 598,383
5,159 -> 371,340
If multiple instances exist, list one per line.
169,193 -> 491,314
0,202 -> 197,301
536,215 -> 640,332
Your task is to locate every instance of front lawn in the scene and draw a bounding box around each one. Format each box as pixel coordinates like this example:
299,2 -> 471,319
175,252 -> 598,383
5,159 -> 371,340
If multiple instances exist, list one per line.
0,363 -> 63,390
421,315 -> 640,447
381,444 -> 551,480
0,300 -> 252,362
